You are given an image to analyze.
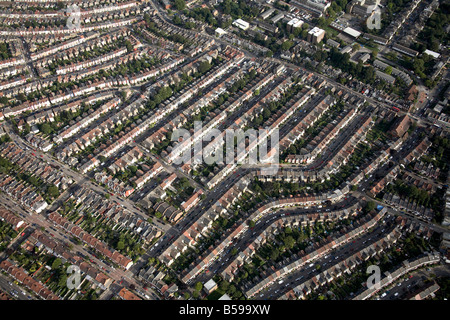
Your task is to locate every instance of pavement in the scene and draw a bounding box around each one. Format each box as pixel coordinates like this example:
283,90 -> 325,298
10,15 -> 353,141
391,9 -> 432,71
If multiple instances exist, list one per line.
3,121 -> 169,233
0,273 -> 34,300
194,196 -> 359,284
378,264 -> 450,300
259,217 -> 399,299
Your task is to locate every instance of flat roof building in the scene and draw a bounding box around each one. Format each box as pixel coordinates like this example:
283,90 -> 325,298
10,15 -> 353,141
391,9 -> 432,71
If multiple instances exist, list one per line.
343,27 -> 361,38
327,39 -> 340,48
307,27 -> 325,43
204,279 -> 218,294
392,43 -> 419,57
233,19 -> 250,30
271,13 -> 285,24
359,52 -> 371,63
257,21 -> 279,34
340,45 -> 352,54
363,33 -> 388,45
215,28 -> 227,37
375,70 -> 395,84
291,0 -> 331,16
287,18 -> 304,32
261,8 -> 276,20
424,49 -> 440,59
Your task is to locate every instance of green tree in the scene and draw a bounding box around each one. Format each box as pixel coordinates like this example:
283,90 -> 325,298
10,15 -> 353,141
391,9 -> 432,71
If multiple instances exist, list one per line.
117,241 -> 125,250
129,166 -> 138,175
281,40 -> 294,51
39,123 -> 53,135
364,200 -> 376,213
17,93 -> 27,102
270,248 -> 279,261
46,185 -> 60,199
195,281 -> 203,292
198,61 -> 212,74
371,48 -> 379,60
125,40 -> 133,53
263,108 -> 271,120
219,281 -> 229,291
58,274 -> 68,287
28,175 -> 39,187
52,258 -> 62,269
174,0 -> 185,10
228,285 -> 236,295
317,17 -> 328,28
385,66 -> 393,75
173,15 -> 183,25
0,96 -> 9,105
284,236 -> 296,249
